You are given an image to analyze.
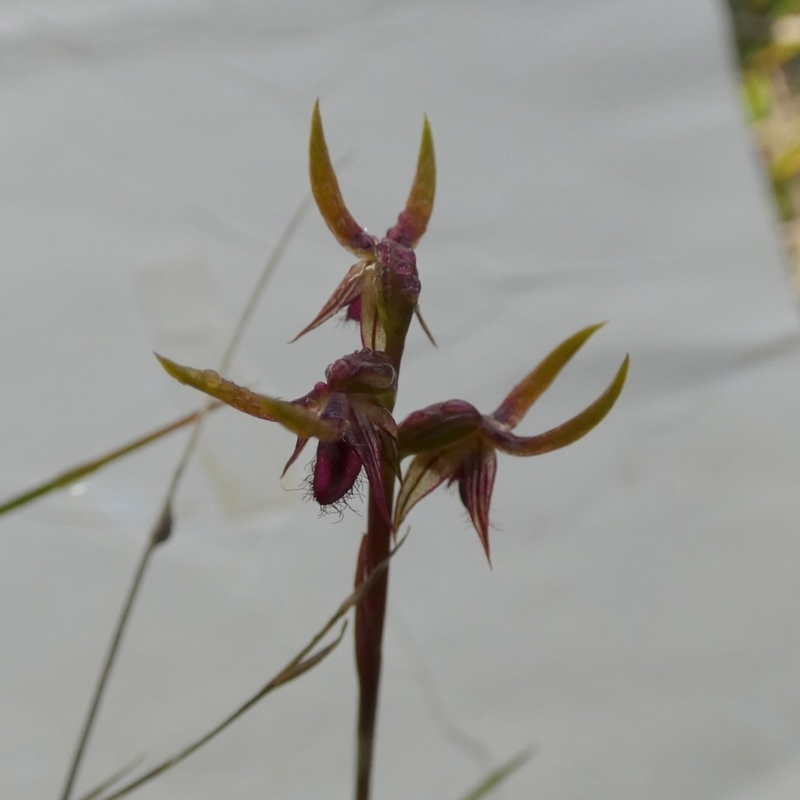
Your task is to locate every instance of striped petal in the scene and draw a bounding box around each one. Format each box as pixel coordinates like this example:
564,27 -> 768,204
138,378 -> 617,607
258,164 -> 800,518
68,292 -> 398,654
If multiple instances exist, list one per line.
348,405 -> 395,529
292,260 -> 368,342
454,445 -> 497,564
394,445 -> 466,529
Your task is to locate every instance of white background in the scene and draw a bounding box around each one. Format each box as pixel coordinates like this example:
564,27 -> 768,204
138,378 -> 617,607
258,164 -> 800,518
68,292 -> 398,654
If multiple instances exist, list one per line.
2,2 -> 800,799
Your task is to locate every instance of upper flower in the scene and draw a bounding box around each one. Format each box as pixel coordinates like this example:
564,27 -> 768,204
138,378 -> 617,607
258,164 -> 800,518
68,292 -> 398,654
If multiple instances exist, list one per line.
394,324 -> 629,563
292,101 -> 436,352
157,349 -> 398,525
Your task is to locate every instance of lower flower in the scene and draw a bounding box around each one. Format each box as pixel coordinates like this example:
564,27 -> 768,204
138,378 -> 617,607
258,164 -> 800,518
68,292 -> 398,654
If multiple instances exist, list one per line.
394,324 -> 629,563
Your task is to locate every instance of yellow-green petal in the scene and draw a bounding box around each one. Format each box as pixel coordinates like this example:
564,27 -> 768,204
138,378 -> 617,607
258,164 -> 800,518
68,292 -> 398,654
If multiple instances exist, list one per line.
492,323 -> 606,428
387,115 -> 436,248
156,355 -> 341,441
489,354 -> 629,456
309,100 -> 375,256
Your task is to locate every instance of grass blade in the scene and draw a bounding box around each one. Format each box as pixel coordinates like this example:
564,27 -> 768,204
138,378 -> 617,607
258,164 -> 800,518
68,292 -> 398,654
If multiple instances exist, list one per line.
83,531 -> 408,800
58,196 -> 311,800
78,758 -> 144,800
0,407 -> 218,518
457,749 -> 533,800
90,625 -> 347,800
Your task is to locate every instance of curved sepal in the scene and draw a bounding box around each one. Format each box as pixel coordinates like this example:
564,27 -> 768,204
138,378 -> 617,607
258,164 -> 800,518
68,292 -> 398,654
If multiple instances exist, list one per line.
281,436 -> 310,477
156,355 -> 342,441
309,100 -> 375,256
414,305 -> 437,346
488,354 -> 629,456
493,323 -> 606,428
394,446 -> 465,528
387,115 -> 436,248
292,260 -> 368,342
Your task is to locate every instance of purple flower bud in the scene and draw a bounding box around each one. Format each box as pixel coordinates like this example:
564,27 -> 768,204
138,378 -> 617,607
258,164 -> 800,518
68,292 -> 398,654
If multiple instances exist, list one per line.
376,239 -> 420,309
398,400 -> 482,456
325,349 -> 396,395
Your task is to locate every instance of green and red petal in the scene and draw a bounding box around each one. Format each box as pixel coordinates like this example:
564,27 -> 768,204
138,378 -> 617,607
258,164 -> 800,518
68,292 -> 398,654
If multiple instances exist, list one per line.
492,323 -> 606,429
386,115 -> 436,248
453,444 -> 497,564
486,355 -> 629,456
309,101 -> 377,257
292,260 -> 370,342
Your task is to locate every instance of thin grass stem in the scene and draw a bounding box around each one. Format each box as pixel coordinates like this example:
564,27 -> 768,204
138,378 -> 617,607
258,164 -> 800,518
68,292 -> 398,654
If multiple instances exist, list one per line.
82,531 -> 407,800
58,538 -> 156,800
76,757 -> 145,800
0,407 -> 219,518
57,196 -> 310,800
456,749 -> 533,800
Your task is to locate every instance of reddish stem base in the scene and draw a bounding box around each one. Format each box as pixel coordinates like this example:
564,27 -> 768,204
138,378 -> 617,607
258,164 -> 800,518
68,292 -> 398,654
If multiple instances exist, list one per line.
353,478 -> 393,800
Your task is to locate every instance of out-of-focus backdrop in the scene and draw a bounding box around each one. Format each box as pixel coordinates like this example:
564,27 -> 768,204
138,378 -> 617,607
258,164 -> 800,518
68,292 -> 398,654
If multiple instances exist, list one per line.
2,2 -> 800,799
727,0 -> 800,294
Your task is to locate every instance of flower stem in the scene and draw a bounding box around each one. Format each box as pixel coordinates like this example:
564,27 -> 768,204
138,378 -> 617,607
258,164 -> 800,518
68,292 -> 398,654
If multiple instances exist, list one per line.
353,462 -> 395,800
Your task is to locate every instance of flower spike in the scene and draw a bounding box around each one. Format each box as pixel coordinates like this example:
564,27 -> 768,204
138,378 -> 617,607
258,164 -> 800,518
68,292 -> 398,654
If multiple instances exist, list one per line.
395,328 -> 628,562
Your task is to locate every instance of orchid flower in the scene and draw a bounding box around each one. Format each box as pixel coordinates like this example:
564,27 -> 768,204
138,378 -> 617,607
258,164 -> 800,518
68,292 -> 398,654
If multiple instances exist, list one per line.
395,323 -> 629,563
293,101 -> 436,351
156,349 -> 398,525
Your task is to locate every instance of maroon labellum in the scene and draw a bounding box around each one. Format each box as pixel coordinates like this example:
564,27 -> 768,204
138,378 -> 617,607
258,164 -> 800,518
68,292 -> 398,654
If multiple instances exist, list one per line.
313,439 -> 364,507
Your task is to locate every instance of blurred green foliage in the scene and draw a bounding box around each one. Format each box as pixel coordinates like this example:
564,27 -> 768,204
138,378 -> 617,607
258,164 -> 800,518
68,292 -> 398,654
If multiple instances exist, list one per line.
725,0 -> 800,289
